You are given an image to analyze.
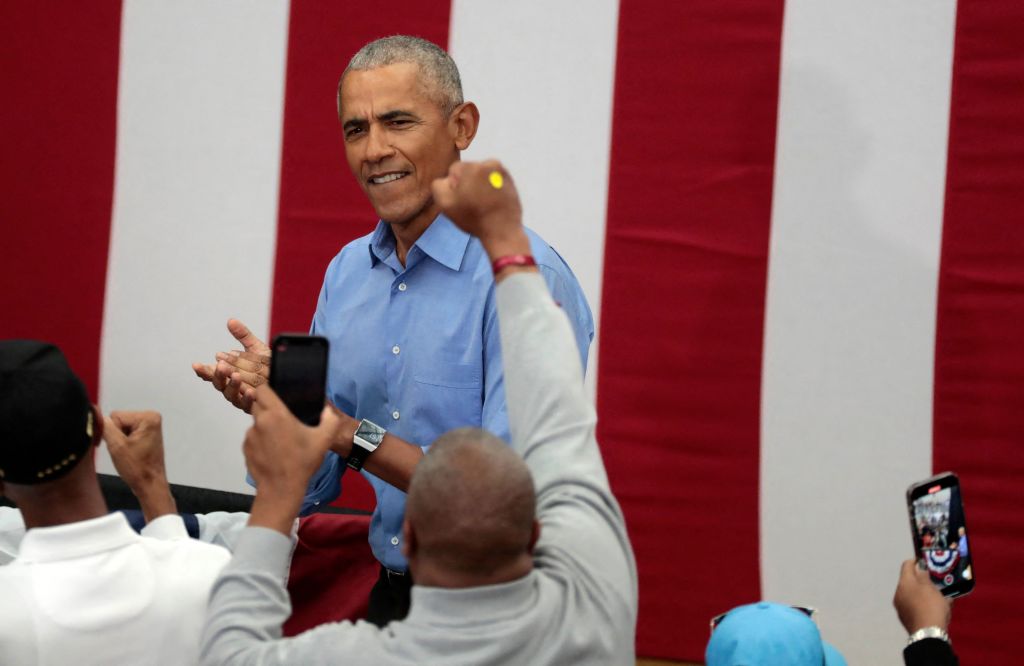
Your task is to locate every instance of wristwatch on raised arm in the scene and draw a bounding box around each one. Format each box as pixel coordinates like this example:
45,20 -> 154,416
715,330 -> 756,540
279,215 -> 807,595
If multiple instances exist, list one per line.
906,626 -> 950,646
346,419 -> 386,471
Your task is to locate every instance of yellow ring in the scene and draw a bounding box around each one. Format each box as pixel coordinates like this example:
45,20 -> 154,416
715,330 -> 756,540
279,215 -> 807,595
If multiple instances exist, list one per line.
488,171 -> 504,190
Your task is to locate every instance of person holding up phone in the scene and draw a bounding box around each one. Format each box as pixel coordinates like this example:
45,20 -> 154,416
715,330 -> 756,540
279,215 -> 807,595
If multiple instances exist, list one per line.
894,559 -> 959,666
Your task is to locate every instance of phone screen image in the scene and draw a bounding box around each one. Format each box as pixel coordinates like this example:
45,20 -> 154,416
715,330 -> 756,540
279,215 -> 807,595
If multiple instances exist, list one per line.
909,480 -> 974,596
269,335 -> 328,426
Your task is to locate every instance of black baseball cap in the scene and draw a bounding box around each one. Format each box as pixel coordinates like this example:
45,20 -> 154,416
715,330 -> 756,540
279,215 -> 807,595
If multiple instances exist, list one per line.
0,340 -> 94,485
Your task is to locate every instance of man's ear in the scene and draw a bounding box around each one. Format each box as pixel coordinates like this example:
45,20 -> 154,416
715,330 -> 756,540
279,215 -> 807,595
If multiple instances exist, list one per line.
449,102 -> 479,151
527,519 -> 541,554
401,517 -> 417,559
90,404 -> 104,448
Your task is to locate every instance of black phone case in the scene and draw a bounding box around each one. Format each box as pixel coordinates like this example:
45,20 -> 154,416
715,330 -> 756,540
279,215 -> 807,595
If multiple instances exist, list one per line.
269,334 -> 329,426
905,472 -> 975,598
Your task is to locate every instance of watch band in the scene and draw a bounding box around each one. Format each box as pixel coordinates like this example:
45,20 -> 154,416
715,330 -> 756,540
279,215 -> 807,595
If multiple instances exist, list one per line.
906,626 -> 950,646
346,419 -> 386,472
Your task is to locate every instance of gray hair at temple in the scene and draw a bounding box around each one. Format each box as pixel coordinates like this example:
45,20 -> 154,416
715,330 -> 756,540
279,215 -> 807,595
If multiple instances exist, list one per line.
338,35 -> 465,118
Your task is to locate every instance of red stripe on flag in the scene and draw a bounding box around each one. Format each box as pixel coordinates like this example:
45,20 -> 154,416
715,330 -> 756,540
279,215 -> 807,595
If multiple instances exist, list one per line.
932,2 -> 1024,662
0,1 -> 122,399
270,2 -> 452,511
598,1 -> 784,659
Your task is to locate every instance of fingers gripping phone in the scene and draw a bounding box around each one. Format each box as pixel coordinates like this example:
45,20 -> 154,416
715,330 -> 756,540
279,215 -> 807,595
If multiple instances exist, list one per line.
906,472 -> 975,597
268,335 -> 329,426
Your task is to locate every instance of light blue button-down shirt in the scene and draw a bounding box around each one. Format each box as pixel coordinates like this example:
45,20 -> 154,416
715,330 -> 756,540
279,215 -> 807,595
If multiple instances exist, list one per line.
301,214 -> 593,571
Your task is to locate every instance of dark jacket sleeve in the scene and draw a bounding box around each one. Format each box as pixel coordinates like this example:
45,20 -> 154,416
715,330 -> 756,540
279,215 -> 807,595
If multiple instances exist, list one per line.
903,638 -> 959,666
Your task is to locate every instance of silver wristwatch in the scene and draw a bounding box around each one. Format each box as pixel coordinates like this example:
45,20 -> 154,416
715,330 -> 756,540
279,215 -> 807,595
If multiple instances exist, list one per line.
907,626 -> 950,646
346,419 -> 386,471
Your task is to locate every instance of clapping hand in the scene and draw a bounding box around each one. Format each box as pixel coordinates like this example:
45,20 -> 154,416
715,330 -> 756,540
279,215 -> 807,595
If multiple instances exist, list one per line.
193,319 -> 271,413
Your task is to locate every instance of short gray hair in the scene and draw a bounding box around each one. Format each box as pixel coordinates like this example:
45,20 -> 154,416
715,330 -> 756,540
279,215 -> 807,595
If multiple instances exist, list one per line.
406,428 -> 535,576
338,35 -> 464,117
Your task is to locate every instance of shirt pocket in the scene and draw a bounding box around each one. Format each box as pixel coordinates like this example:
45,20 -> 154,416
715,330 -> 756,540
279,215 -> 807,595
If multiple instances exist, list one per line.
412,351 -> 482,390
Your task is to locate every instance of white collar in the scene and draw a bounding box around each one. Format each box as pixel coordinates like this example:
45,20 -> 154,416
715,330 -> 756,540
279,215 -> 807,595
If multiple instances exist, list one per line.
18,512 -> 138,563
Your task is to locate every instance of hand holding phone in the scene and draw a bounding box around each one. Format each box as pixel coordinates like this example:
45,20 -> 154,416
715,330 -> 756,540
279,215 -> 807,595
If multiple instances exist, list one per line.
893,558 -> 952,634
268,335 -> 328,426
906,472 -> 975,597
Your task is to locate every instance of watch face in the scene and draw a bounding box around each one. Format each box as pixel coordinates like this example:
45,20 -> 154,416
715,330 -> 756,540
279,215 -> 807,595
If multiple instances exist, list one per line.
355,421 -> 385,447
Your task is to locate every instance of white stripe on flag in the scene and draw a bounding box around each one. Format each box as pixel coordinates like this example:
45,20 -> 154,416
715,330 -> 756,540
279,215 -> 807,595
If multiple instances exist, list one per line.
448,0 -> 620,394
98,0 -> 290,493
760,1 -> 958,662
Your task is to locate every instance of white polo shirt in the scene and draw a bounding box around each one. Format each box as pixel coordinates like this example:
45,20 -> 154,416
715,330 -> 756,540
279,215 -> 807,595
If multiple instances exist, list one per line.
0,511 -> 230,666
0,506 -> 25,565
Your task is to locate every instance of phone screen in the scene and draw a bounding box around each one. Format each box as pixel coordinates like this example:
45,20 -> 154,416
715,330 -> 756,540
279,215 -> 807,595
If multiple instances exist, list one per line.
268,335 -> 328,426
907,473 -> 975,597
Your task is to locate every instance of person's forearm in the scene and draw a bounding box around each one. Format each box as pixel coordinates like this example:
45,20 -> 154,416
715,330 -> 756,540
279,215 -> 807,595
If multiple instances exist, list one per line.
330,416 -> 423,492
479,212 -> 600,483
200,527 -> 294,666
495,273 -> 603,485
362,435 -> 423,492
248,490 -> 303,536
478,225 -> 533,276
493,239 -> 638,610
133,480 -> 177,523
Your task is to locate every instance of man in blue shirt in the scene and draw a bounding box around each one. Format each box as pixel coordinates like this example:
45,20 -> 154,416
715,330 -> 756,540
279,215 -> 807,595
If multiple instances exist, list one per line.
194,35 -> 593,625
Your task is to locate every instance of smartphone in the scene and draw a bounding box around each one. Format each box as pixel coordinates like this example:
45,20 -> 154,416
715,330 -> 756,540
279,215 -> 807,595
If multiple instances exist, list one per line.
268,334 -> 329,426
906,472 -> 975,597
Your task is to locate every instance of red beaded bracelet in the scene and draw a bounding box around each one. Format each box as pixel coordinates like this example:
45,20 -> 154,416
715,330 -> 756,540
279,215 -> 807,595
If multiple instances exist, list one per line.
491,254 -> 537,275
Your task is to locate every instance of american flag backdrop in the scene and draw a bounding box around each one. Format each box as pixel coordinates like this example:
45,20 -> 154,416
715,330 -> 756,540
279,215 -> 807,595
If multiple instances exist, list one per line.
2,1 -> 1022,663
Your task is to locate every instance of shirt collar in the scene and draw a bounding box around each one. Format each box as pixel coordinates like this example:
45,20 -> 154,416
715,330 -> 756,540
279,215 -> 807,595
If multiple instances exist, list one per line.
368,221 -> 397,266
406,570 -> 537,626
17,512 -> 138,563
367,214 -> 471,272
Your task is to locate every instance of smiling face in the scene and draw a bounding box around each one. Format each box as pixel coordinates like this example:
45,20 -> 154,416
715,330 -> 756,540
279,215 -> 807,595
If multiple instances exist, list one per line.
339,62 -> 464,230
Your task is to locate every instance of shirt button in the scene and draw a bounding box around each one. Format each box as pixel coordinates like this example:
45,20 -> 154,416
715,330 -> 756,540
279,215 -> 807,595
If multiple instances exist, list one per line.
398,282 -> 407,292
392,345 -> 400,355
390,536 -> 400,546
392,410 -> 400,420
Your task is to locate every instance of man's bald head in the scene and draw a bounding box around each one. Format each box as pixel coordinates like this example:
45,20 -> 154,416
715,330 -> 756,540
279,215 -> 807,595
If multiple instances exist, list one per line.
406,428 -> 536,580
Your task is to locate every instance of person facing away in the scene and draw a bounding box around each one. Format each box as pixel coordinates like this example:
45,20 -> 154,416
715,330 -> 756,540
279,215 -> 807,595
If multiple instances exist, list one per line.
705,557 -> 963,666
198,160 -> 636,665
192,34 -> 593,625
0,340 -> 230,666
705,602 -> 848,666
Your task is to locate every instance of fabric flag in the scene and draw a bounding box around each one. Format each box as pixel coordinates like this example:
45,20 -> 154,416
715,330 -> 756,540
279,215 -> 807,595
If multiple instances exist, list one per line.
2,1 -> 1020,663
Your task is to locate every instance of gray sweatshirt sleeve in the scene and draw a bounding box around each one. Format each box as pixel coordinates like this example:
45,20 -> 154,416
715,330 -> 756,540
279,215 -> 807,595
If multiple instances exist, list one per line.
495,273 -> 638,619
199,527 -> 294,665
199,526 -> 379,666
201,524 -> 392,666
